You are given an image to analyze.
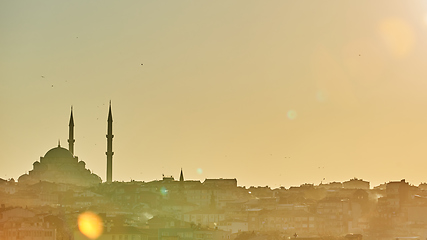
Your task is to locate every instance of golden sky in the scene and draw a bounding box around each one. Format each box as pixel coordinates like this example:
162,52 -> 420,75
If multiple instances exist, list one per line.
2,1 -> 427,188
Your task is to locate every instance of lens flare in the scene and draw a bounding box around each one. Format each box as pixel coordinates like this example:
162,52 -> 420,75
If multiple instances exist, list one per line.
316,90 -> 326,102
287,110 -> 297,120
77,211 -> 103,239
160,186 -> 168,196
197,168 -> 203,174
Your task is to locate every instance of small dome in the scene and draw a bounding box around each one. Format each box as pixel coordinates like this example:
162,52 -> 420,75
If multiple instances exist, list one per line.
78,161 -> 86,168
44,146 -> 73,159
18,174 -> 30,183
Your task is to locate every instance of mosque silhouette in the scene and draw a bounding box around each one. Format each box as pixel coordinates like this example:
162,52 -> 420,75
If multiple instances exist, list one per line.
18,103 -> 114,186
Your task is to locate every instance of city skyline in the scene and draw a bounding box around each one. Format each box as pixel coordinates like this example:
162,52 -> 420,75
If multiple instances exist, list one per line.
2,103 -> 426,189
3,1 -> 427,188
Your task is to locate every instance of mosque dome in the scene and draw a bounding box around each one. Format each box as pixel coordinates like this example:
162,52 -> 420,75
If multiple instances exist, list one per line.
19,144 -> 101,186
78,161 -> 86,169
18,106 -> 111,186
18,174 -> 30,183
44,146 -> 73,159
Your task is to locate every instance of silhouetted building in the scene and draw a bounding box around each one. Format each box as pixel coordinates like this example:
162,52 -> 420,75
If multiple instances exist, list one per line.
343,178 -> 370,190
203,179 -> 237,188
18,108 -> 102,186
106,101 -> 114,183
180,169 -> 184,182
68,106 -> 75,155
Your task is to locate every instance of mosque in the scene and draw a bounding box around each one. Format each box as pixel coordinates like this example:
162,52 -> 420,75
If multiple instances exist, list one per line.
18,104 -> 114,186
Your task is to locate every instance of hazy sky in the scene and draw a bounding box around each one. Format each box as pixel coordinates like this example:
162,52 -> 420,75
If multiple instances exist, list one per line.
2,1 -> 427,188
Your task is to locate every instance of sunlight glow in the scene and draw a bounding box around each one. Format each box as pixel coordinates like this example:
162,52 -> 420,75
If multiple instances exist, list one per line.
379,18 -> 414,58
78,211 -> 103,239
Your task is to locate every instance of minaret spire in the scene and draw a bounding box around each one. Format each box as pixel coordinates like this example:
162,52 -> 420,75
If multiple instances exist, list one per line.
180,168 -> 184,182
68,106 -> 75,155
106,101 -> 114,183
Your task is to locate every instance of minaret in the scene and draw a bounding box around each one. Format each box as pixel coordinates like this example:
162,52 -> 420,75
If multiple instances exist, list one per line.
68,106 -> 75,155
180,168 -> 184,182
106,101 -> 114,183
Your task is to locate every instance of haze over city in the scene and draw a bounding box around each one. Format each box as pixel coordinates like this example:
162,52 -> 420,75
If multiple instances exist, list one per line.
3,1 -> 427,188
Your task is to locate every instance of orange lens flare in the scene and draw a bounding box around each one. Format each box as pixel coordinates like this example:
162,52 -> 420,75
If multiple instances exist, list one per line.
78,211 -> 103,239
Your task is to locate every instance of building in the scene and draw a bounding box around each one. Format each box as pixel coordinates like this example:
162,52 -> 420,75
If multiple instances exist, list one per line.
343,178 -> 370,190
18,105 -> 114,186
17,143 -> 101,186
158,228 -> 229,240
182,209 -> 226,228
0,208 -> 56,240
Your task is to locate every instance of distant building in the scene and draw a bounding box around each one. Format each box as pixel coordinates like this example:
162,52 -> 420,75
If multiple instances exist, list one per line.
17,106 -> 115,186
183,209 -> 226,228
259,209 -> 317,235
0,207 -> 36,222
217,219 -> 248,233
343,178 -> 370,190
318,182 -> 343,189
147,215 -> 192,229
316,197 -> 350,235
383,179 -> 416,210
74,226 -> 148,240
0,219 -> 56,240
158,227 -> 229,240
0,207 -> 56,240
18,143 -> 101,186
203,179 -> 237,188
